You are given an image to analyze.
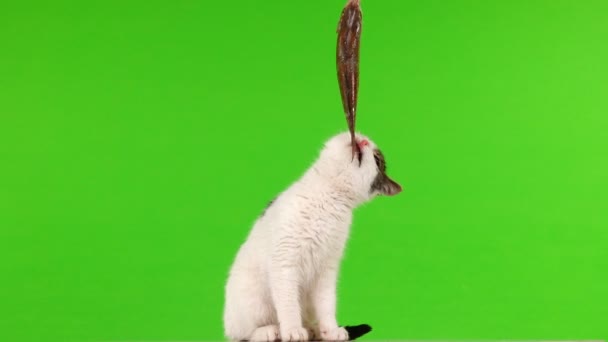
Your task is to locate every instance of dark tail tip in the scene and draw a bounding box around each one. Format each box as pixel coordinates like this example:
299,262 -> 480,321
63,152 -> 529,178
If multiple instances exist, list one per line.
343,324 -> 372,340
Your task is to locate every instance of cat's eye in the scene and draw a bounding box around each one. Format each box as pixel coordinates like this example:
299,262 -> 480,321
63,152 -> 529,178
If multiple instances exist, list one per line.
373,154 -> 381,167
373,149 -> 385,171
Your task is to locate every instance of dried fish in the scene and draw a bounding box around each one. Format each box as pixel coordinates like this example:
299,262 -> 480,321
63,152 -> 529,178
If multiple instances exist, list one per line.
337,0 -> 362,160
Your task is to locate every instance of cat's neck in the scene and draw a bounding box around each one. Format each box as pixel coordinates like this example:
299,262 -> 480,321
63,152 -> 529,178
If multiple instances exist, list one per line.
300,165 -> 366,209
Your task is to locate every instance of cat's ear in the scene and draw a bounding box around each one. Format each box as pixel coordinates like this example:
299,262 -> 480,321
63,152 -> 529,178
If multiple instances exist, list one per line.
382,177 -> 402,196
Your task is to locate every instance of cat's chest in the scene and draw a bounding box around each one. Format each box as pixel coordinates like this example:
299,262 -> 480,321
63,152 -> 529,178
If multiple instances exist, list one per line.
298,198 -> 352,243
297,213 -> 351,263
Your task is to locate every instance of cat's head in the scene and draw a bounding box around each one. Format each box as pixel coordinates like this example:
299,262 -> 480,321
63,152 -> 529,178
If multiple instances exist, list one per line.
317,132 -> 402,202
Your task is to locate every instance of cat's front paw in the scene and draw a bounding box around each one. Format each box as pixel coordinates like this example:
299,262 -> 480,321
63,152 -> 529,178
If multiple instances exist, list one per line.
251,325 -> 280,341
320,326 -> 349,341
304,326 -> 320,341
280,326 -> 309,341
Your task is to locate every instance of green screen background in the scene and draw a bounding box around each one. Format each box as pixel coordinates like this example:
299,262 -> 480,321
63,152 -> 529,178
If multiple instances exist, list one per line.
1,0 -> 607,341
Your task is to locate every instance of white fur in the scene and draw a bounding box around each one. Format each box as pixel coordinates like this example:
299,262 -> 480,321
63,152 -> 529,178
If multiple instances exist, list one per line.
223,132 -> 393,341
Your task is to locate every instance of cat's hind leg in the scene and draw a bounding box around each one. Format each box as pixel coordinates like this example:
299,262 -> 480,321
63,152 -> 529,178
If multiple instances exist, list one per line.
224,268 -> 277,340
250,325 -> 280,342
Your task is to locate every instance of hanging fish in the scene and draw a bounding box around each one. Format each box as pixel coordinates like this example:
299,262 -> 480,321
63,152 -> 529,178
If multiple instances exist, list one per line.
337,0 -> 362,160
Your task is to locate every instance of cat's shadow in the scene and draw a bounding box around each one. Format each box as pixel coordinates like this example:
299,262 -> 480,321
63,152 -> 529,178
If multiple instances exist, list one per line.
240,324 -> 372,342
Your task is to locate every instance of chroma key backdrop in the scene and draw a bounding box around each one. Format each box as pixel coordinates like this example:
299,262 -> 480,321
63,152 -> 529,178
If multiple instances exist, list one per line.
1,0 -> 607,341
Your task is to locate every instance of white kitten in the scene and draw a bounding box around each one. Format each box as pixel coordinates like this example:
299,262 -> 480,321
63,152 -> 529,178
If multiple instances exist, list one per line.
223,132 -> 401,341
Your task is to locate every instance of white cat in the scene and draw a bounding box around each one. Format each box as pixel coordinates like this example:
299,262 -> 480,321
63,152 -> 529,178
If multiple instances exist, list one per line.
223,132 -> 401,341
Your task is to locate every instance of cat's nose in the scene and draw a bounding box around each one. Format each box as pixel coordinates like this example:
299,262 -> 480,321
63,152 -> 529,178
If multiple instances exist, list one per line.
357,139 -> 369,149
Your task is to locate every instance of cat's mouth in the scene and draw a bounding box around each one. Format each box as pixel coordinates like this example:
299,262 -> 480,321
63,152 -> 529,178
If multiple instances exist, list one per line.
353,139 -> 368,166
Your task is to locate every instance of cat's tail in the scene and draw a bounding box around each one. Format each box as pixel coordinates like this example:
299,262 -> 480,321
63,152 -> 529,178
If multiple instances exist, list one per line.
343,324 -> 372,340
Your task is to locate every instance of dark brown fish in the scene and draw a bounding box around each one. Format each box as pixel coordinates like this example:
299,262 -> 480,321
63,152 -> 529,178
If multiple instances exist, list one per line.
337,0 -> 362,160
